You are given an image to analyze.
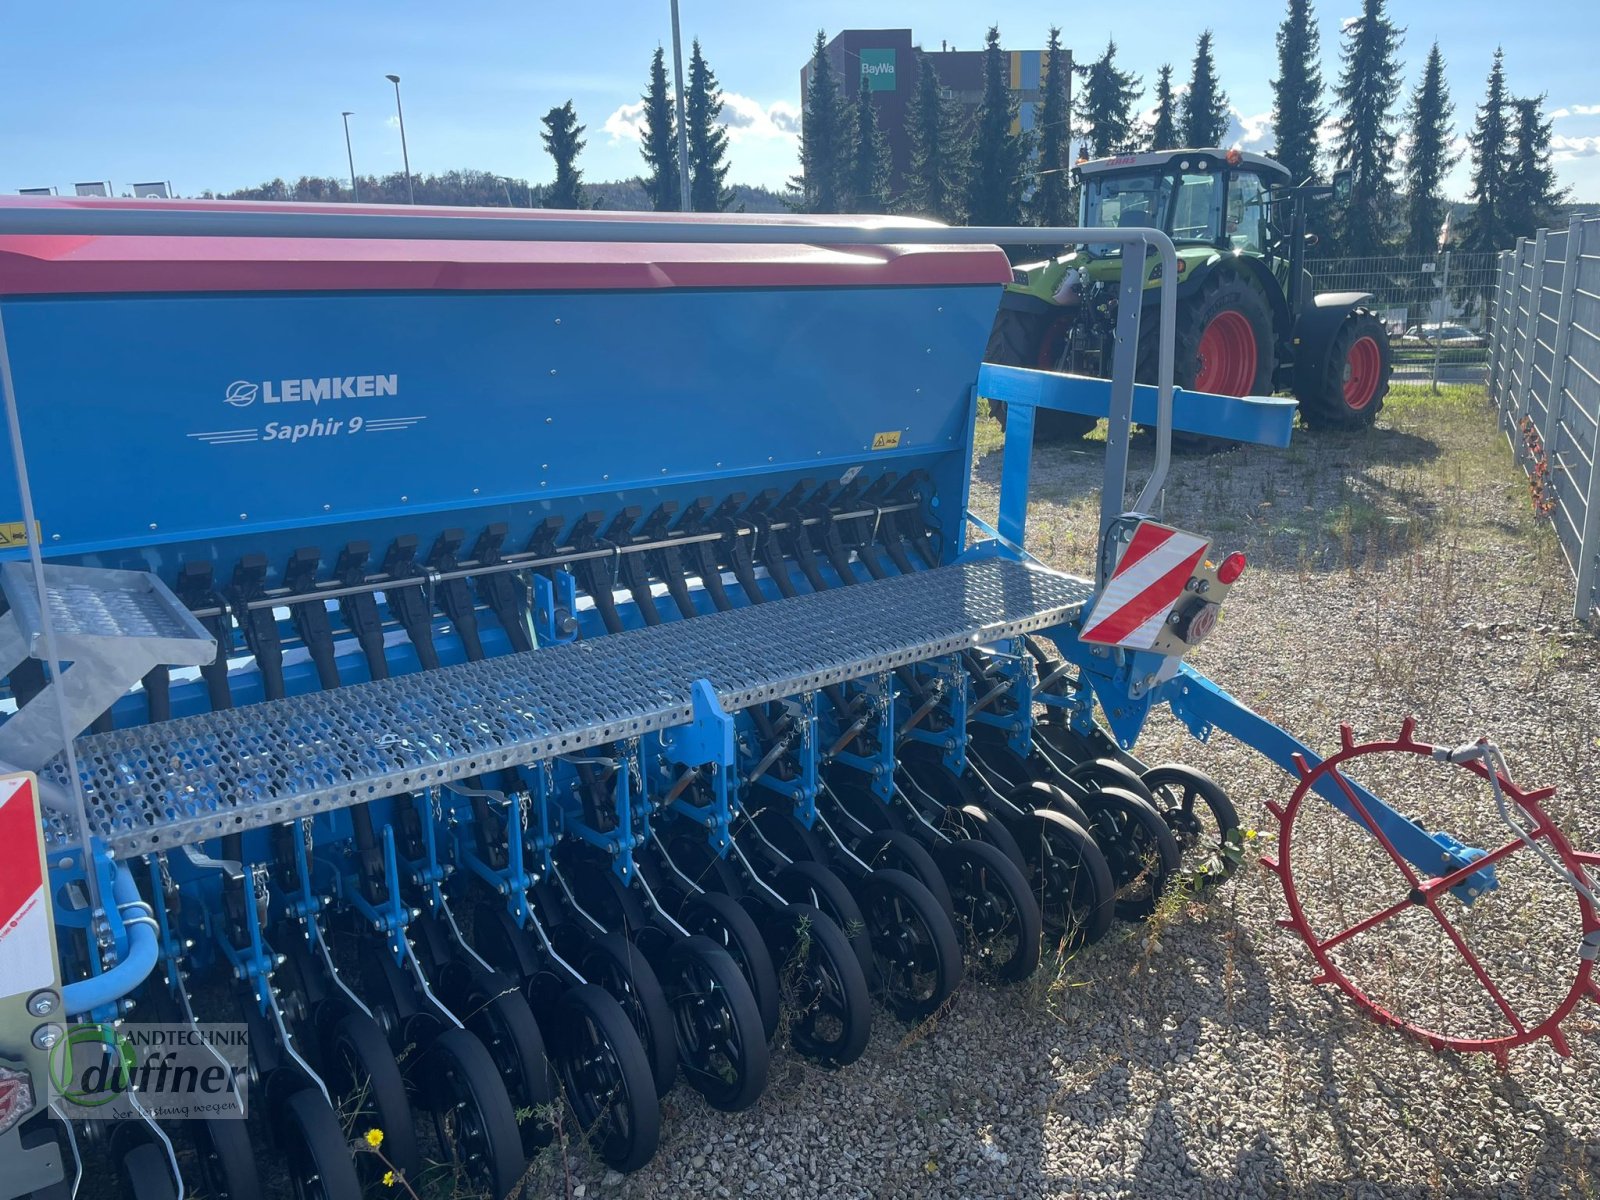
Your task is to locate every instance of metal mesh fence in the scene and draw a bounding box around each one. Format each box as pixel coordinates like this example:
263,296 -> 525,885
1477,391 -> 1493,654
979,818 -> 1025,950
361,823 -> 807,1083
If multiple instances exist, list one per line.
1486,218 -> 1600,625
1309,251 -> 1499,382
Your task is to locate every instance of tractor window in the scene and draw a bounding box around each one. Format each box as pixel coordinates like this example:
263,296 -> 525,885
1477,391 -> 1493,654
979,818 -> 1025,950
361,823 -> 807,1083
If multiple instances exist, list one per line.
1081,173 -> 1169,238
1226,171 -> 1271,252
1170,173 -> 1220,241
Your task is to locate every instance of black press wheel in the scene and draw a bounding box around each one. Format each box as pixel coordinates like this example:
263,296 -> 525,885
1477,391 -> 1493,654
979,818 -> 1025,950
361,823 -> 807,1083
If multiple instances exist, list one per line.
855,830 -> 957,923
1010,778 -> 1092,830
460,982 -> 559,1155
933,837 -> 1042,983
412,1026 -> 524,1200
1297,308 -> 1390,429
853,868 -> 963,1021
1142,763 -> 1244,884
579,931 -> 680,1101
770,902 -> 872,1068
945,803 -> 1029,875
118,1142 -> 180,1200
661,934 -> 771,1111
186,1116 -> 262,1200
324,1011 -> 420,1185
679,888 -> 782,1041
773,860 -> 874,984
1079,787 -> 1183,919
1065,756 -> 1159,806
278,1087 -> 363,1200
551,983 -> 663,1173
1016,809 -> 1115,948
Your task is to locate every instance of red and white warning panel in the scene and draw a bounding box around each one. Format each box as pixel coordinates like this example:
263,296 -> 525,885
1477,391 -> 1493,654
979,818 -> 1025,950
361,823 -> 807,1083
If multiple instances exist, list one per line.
1080,521 -> 1246,655
0,774 -> 57,1002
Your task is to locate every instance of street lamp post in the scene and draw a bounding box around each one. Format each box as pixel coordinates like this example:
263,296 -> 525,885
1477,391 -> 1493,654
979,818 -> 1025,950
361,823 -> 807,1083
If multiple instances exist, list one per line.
385,74 -> 415,204
340,111 -> 359,202
668,0 -> 692,211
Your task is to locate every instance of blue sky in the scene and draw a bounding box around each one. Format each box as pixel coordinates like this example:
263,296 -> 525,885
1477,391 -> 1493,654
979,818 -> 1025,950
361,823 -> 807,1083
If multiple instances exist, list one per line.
4,0 -> 1597,201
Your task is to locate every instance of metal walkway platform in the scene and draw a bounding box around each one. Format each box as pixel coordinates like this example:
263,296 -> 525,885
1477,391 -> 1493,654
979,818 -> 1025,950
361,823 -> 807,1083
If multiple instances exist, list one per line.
48,558 -> 1092,856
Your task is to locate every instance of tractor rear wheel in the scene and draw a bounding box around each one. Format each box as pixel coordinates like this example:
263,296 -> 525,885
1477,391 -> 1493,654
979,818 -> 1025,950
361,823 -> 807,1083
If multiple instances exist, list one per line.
1138,270 -> 1276,452
1297,309 -> 1389,429
983,309 -> 1099,443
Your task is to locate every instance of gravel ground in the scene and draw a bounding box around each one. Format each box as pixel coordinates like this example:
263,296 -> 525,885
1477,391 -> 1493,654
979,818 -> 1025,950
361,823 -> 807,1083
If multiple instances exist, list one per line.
533,384 -> 1600,1200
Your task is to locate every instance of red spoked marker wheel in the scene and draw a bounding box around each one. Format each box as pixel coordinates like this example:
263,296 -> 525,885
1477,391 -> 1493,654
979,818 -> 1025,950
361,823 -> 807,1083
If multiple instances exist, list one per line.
1263,717 -> 1600,1062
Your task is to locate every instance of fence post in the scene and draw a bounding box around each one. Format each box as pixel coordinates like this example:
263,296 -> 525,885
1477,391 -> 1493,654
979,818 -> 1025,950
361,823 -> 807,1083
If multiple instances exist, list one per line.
1544,218 -> 1584,516
1488,250 -> 1511,401
1514,231 -> 1548,451
1501,241 -> 1528,442
1431,250 -> 1450,391
1574,220 -> 1600,623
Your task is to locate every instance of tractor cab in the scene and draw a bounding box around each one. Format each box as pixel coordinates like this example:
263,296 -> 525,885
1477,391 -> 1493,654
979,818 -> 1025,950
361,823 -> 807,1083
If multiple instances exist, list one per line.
988,147 -> 1390,441
1076,148 -> 1292,263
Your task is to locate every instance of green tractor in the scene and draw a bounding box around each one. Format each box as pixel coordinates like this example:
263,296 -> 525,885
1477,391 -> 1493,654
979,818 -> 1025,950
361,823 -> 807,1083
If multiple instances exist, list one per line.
986,147 -> 1392,442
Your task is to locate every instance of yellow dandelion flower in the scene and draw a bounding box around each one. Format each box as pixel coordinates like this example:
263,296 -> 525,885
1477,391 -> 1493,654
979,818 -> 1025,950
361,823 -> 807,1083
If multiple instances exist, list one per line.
383,1171 -> 396,1188
364,1128 -> 384,1149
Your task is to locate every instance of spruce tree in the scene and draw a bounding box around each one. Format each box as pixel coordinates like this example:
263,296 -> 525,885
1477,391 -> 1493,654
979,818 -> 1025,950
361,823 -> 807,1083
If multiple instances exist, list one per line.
846,76 -> 891,212
790,30 -> 850,212
640,48 -> 680,211
966,25 -> 1030,225
1031,27 -> 1073,225
1271,0 -> 1326,183
1503,95 -> 1566,241
1401,42 -> 1457,255
540,101 -> 587,209
902,57 -> 965,223
1462,50 -> 1512,252
1075,39 -> 1142,159
1331,0 -> 1404,255
1147,65 -> 1180,151
1181,31 -> 1230,148
685,40 -> 733,211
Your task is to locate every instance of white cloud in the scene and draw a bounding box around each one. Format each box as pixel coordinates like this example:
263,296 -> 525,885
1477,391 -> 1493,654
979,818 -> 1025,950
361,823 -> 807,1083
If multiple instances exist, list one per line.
602,92 -> 797,148
1315,113 -> 1343,150
1553,134 -> 1600,160
716,94 -> 800,144
603,98 -> 649,144
1340,15 -> 1360,29
1228,109 -> 1273,150
1550,104 -> 1600,120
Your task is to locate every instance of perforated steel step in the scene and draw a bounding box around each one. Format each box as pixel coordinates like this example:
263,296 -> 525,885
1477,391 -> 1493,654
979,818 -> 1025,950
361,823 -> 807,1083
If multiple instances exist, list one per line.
47,558 -> 1092,855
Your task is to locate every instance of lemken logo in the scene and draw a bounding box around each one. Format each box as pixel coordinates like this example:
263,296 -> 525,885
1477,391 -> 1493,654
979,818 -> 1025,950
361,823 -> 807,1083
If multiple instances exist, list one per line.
223,374 -> 398,407
224,381 -> 259,407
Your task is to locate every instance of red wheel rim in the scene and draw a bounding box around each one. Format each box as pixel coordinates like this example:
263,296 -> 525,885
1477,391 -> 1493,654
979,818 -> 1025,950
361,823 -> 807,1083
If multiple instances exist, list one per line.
1193,310 -> 1257,396
1035,317 -> 1074,372
1343,335 -> 1382,410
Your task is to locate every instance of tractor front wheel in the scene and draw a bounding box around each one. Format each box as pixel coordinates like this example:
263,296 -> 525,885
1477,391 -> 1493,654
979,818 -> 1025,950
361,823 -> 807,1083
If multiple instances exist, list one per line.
1297,309 -> 1390,429
983,309 -> 1099,444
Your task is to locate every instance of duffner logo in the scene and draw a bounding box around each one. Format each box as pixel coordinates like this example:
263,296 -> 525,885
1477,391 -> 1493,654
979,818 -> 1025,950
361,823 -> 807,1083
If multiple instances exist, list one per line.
223,374 -> 398,407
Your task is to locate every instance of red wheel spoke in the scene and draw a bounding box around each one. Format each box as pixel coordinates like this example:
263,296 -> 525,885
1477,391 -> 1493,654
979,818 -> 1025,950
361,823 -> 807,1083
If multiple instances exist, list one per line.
1315,895 -> 1412,952
1421,834 -> 1538,899
1426,903 -> 1527,1035
1327,768 -> 1424,888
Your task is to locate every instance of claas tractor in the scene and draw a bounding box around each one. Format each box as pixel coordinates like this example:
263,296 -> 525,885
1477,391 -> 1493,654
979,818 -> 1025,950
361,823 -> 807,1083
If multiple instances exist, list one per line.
987,148 -> 1392,442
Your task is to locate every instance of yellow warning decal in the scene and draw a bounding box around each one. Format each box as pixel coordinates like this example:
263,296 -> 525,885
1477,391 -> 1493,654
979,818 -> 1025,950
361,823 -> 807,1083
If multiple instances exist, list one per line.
0,521 -> 39,548
871,431 -> 902,451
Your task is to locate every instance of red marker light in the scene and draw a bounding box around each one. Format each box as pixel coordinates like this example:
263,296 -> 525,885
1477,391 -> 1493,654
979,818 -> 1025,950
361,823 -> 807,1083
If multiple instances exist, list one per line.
1217,552 -> 1248,585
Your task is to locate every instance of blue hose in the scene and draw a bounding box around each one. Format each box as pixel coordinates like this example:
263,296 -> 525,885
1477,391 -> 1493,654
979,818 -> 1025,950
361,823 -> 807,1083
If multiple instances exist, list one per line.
60,864 -> 159,1018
